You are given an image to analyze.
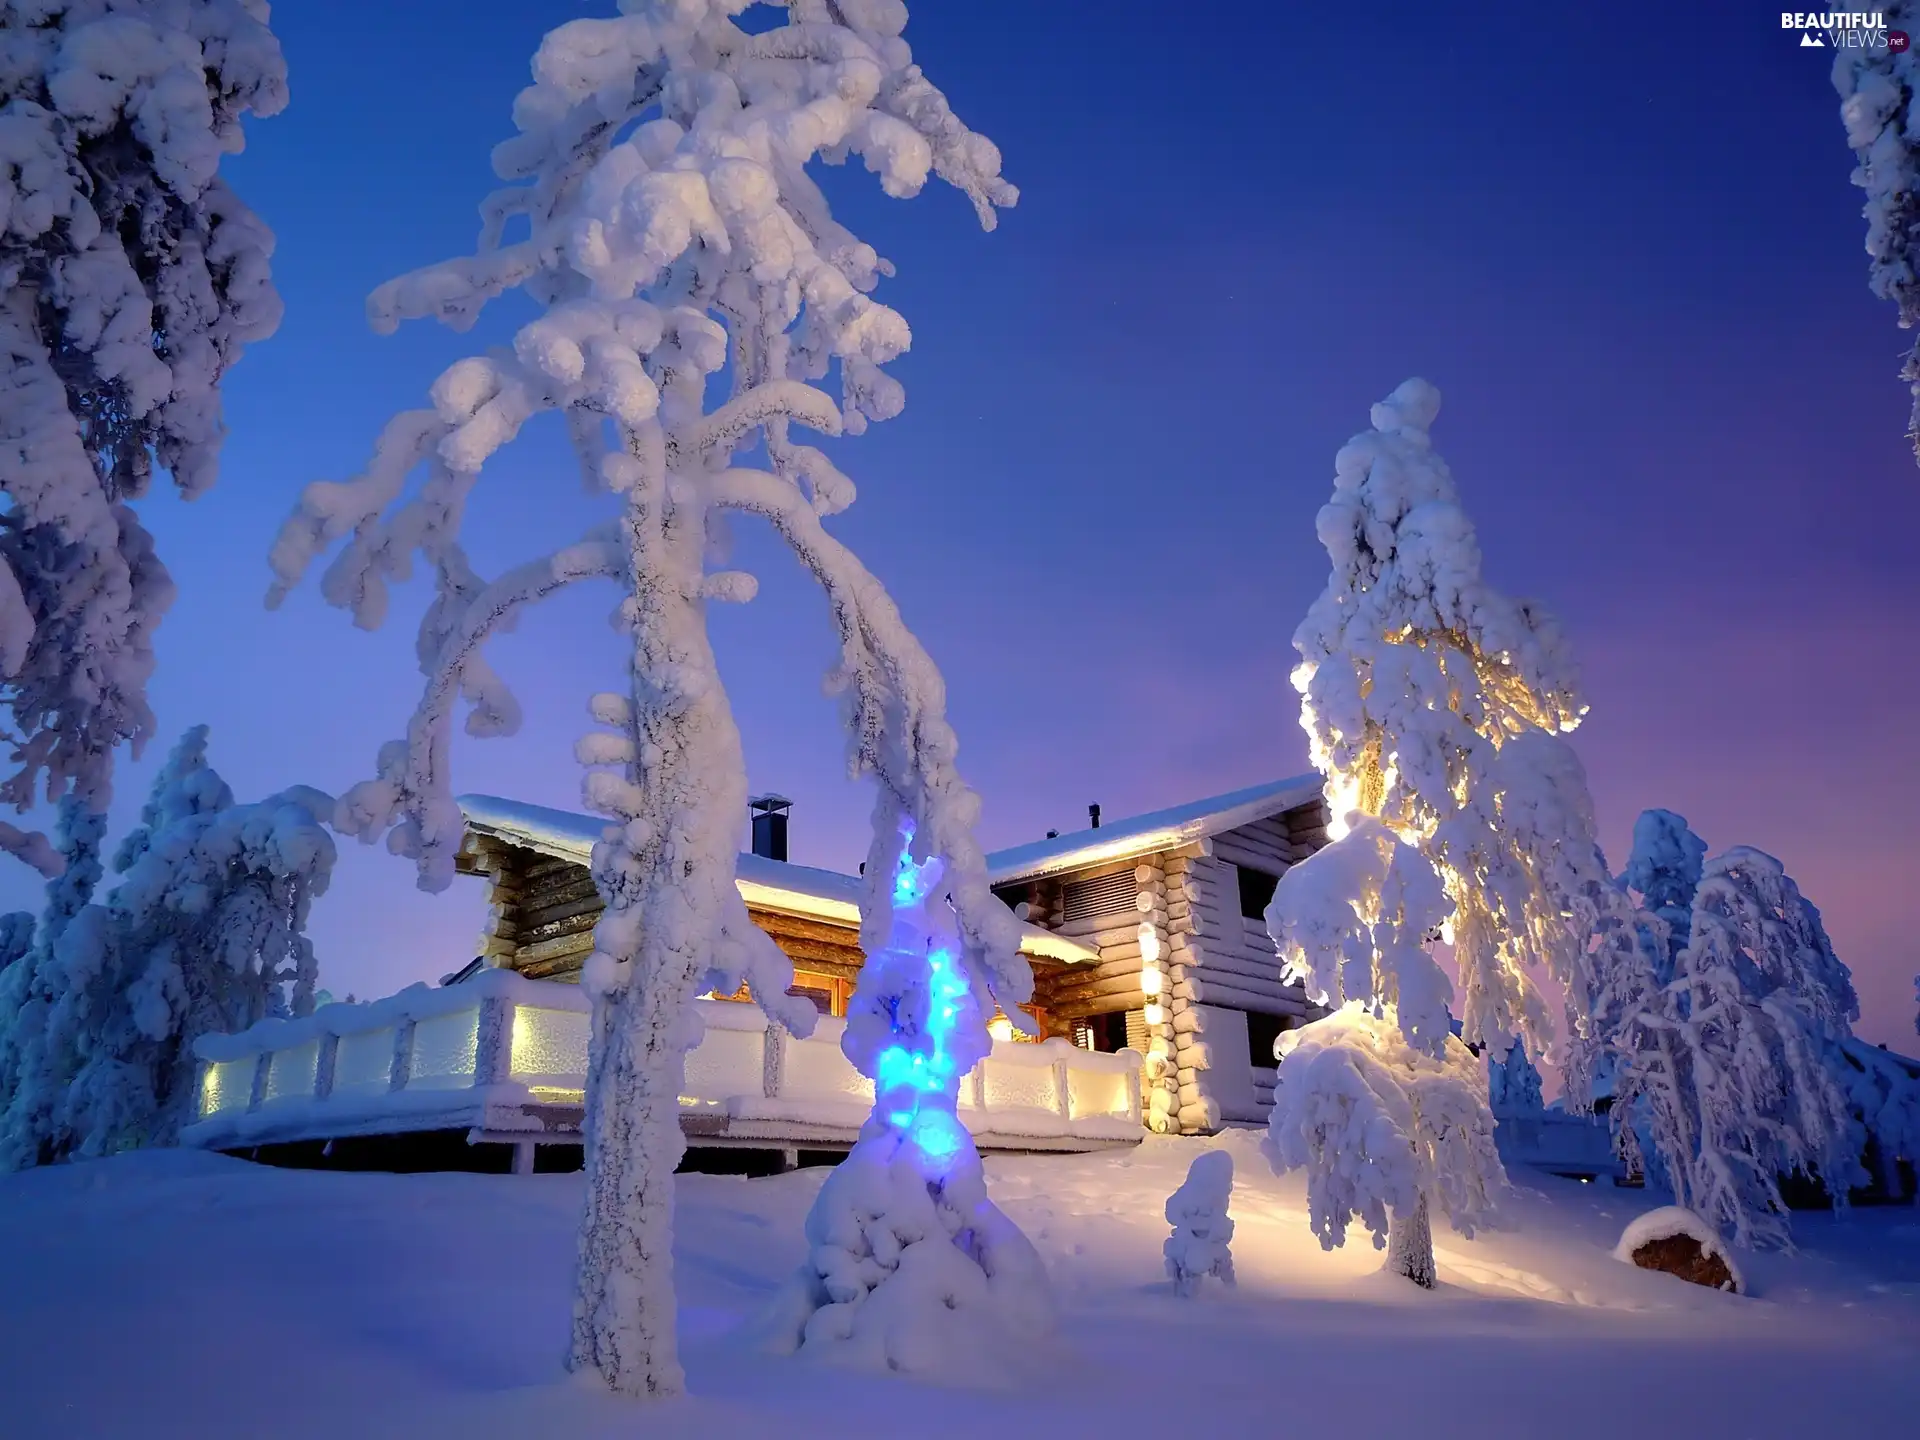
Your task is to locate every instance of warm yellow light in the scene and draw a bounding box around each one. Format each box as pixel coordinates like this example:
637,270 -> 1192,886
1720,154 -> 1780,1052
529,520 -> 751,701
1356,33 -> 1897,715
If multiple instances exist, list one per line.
987,1015 -> 1015,1043
1143,1003 -> 1166,1026
1141,967 -> 1163,996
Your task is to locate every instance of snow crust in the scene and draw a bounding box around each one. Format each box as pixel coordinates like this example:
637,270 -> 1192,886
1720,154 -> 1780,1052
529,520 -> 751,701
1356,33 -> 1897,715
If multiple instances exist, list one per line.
3,1138 -> 1916,1438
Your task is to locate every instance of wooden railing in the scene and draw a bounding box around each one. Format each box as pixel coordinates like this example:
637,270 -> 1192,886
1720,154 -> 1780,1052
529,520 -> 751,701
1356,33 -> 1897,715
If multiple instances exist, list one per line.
185,969 -> 1144,1152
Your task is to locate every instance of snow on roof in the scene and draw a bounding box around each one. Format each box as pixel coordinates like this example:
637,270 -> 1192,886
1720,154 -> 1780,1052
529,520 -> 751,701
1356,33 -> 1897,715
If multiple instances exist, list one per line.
457,795 -> 1097,965
985,775 -> 1326,886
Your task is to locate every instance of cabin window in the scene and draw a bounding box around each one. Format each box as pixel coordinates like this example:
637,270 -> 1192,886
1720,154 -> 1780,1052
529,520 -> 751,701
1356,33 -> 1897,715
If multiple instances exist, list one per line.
1077,1011 -> 1133,1054
1246,1010 -> 1290,1068
1237,865 -> 1279,919
988,1003 -> 1051,1043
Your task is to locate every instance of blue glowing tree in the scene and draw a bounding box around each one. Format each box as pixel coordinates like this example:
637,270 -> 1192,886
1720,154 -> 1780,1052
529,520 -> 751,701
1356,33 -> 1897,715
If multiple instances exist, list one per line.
764,819 -> 1052,1381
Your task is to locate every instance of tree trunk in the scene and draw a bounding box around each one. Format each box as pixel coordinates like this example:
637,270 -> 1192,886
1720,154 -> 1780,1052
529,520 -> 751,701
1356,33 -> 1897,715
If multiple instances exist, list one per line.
566,466 -> 745,1398
1387,1193 -> 1436,1289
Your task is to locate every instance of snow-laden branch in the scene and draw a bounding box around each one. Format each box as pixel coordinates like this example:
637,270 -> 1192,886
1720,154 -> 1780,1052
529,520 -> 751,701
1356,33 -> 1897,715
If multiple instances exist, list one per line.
336,537 -> 625,892
706,464 -> 1023,1013
0,2 -> 285,848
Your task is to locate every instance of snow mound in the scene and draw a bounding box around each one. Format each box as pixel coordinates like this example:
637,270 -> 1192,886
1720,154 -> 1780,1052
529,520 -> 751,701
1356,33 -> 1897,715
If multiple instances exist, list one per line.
1612,1206 -> 1744,1295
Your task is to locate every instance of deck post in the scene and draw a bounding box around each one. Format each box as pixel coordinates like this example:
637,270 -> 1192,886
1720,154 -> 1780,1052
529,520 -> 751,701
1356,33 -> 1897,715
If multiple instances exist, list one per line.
313,1033 -> 338,1103
389,1019 -> 416,1093
1052,1050 -> 1072,1122
762,1021 -> 784,1099
473,997 -> 509,1088
512,1138 -> 536,1175
246,1052 -> 269,1113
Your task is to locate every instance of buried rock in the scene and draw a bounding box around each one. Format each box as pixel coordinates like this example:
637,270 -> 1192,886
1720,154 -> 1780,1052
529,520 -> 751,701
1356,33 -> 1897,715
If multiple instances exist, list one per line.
1612,1207 -> 1744,1294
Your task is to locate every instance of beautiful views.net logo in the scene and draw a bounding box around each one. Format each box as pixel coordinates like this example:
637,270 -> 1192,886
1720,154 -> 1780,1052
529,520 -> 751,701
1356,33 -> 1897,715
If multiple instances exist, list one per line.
1782,11 -> 1910,49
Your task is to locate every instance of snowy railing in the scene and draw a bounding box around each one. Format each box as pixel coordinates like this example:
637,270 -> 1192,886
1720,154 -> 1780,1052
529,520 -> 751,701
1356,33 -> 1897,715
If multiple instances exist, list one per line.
184,969 -> 1143,1150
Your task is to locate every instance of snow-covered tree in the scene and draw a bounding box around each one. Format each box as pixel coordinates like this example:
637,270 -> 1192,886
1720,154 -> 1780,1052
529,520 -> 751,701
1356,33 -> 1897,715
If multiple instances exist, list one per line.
1261,380 -> 1616,1272
0,911 -> 32,972
1268,378 -> 1613,1067
266,0 -> 1023,1399
1265,1004 -> 1506,1288
1834,8 -> 1920,464
764,824 -> 1048,1377
1163,1148 -> 1235,1297
0,2 -> 287,871
1487,1035 -> 1543,1115
1579,812 -> 1866,1247
0,726 -> 332,1165
0,792 -> 105,1167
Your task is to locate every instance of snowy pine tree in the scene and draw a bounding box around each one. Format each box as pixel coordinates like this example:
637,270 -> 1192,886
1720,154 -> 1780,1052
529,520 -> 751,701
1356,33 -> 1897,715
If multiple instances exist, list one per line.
1487,1036 -> 1544,1115
1163,1148 -> 1236,1297
0,793 -> 105,1167
1579,812 -> 1867,1247
1262,380 -> 1615,1276
1271,378 -> 1614,1066
0,2 -> 287,871
764,823 -> 1049,1377
266,0 -> 1024,1399
0,727 -> 333,1165
1834,5 -> 1920,464
1265,1004 -> 1506,1288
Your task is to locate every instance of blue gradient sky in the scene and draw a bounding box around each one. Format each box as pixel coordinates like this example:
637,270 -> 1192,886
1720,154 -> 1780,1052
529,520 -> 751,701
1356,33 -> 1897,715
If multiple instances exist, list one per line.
5,3 -> 1915,1046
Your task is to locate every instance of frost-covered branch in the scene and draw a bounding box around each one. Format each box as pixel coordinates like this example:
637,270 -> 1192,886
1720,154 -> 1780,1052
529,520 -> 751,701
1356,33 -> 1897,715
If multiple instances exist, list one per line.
0,1 -> 286,852
1834,8 -> 1920,464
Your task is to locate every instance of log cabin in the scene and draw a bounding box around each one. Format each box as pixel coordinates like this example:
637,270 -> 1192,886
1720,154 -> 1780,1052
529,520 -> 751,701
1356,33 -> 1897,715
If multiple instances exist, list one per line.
452,776 -> 1333,1137
986,778 -> 1333,1134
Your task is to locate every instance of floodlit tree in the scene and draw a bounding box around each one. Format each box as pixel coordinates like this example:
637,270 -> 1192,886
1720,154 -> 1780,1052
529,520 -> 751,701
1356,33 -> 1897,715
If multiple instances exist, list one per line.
1578,812 -> 1867,1247
1269,378 -> 1613,1067
266,0 -> 1024,1399
1163,1148 -> 1236,1298
0,727 -> 333,1165
0,0 -> 287,871
1265,1004 -> 1505,1289
1834,8 -> 1920,464
765,824 -> 1049,1378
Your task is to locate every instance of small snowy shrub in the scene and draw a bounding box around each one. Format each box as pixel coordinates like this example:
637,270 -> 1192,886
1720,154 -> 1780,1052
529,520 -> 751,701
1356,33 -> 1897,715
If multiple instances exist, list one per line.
1164,1149 -> 1236,1297
1265,1005 -> 1506,1289
767,826 -> 1050,1382
0,0 -> 287,870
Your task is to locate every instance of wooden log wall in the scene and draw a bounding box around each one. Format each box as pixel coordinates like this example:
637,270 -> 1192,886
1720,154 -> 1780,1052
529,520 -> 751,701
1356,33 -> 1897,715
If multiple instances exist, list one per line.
1160,802 -> 1332,1133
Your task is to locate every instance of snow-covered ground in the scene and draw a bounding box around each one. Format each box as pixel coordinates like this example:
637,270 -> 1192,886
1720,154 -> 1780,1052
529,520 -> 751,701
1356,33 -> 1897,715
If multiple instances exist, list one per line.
2,1134 -> 1915,1439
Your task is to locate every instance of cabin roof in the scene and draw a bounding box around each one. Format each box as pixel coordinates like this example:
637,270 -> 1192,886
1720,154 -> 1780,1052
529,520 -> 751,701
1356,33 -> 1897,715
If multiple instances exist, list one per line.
984,774 -> 1325,886
456,794 -> 1099,965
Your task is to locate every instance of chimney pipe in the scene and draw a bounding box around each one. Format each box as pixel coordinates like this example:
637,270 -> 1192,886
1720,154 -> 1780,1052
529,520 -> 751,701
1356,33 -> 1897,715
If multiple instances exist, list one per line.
749,794 -> 791,862
1089,803 -> 1101,829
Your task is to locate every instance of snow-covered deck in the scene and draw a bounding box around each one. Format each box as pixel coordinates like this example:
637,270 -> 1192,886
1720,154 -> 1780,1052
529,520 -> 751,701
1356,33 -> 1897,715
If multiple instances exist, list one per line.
181,970 -> 1145,1163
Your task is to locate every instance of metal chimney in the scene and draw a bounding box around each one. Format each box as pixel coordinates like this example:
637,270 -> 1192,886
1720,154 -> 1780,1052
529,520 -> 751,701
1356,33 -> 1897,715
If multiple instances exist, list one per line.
1089,803 -> 1101,829
749,794 -> 791,862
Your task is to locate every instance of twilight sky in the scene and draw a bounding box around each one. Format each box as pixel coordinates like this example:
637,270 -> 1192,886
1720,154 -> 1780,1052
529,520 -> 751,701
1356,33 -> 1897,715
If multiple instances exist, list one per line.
4,2 -> 1915,1048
